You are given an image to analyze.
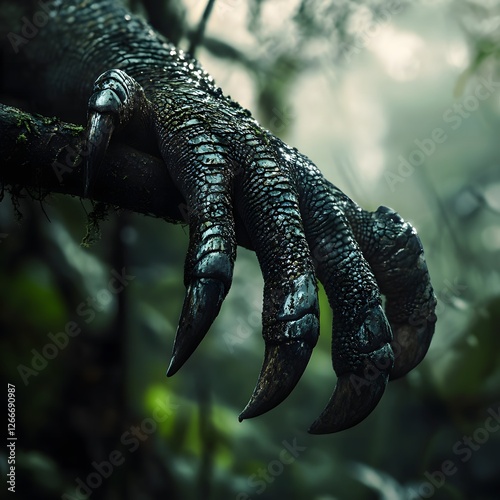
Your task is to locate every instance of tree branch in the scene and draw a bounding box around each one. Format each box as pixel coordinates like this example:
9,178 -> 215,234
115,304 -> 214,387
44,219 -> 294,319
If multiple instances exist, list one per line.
0,103 -> 186,222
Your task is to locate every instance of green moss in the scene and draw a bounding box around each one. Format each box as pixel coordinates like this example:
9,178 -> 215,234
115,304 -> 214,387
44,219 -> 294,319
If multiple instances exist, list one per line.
13,110 -> 83,138
40,115 -> 83,136
65,122 -> 84,136
81,202 -> 109,247
16,133 -> 27,144
40,116 -> 59,126
14,111 -> 33,134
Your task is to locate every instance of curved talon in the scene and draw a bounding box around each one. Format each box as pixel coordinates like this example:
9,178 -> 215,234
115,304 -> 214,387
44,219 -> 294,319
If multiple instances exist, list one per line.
309,305 -> 394,434
390,284 -> 437,379
365,207 -> 437,380
230,142 -> 320,419
167,277 -> 226,376
390,322 -> 435,380
239,319 -> 317,421
166,137 -> 236,375
84,112 -> 115,197
308,351 -> 390,434
83,69 -> 148,197
388,241 -> 437,379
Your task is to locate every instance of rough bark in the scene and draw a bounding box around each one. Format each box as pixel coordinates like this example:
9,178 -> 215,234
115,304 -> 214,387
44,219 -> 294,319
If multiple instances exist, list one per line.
0,103 -> 185,222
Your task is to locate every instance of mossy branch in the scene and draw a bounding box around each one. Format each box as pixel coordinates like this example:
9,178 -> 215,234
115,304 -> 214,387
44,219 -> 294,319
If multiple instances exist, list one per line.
0,103 -> 186,222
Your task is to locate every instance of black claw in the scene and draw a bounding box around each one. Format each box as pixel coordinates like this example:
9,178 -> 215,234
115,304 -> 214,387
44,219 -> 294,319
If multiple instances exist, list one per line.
167,278 -> 226,376
238,314 -> 318,421
389,254 -> 437,380
363,209 -> 437,381
310,302 -> 394,435
308,346 -> 392,434
83,69 -> 146,198
390,309 -> 437,380
84,112 -> 115,198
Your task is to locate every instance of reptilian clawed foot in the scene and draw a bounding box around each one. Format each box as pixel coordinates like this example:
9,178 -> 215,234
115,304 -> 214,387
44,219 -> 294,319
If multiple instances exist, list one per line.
66,3 -> 437,434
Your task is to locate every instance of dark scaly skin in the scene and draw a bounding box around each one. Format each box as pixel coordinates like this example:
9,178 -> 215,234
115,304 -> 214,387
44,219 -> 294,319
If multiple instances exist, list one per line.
0,0 -> 437,433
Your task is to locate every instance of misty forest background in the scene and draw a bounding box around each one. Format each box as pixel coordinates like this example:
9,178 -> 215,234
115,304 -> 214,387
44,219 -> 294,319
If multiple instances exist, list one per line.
1,0 -> 500,499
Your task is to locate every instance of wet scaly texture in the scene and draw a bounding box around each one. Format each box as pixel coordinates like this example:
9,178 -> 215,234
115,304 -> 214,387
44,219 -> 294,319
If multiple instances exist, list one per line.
0,0 -> 437,433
